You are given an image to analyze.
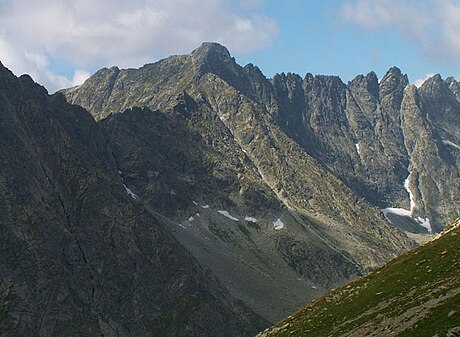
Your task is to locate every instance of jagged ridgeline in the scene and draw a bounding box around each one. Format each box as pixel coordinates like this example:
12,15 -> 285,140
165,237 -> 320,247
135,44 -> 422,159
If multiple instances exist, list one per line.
65,42 -> 459,232
257,218 -> 460,337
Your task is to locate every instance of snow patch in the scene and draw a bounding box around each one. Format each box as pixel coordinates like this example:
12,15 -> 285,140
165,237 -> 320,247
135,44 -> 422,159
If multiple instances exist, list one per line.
192,200 -> 198,205
179,223 -> 187,229
188,216 -> 195,222
382,208 -> 433,234
382,207 -> 412,221
123,184 -> 138,199
355,143 -> 361,156
218,210 -> 239,221
201,204 -> 210,209
416,216 -> 433,234
118,170 -> 137,200
273,218 -> 285,230
245,216 -> 258,223
403,173 -> 416,213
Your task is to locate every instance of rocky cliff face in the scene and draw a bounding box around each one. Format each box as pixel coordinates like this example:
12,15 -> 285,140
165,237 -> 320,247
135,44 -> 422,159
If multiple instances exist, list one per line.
264,67 -> 459,233
63,43 -> 429,322
0,62 -> 266,337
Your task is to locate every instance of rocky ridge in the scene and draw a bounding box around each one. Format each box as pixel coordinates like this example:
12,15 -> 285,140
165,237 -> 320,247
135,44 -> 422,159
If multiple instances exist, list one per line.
65,43 -> 459,231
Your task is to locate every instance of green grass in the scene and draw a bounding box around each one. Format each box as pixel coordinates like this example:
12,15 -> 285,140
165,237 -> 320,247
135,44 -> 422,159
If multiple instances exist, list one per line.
399,293 -> 460,337
259,218 -> 460,337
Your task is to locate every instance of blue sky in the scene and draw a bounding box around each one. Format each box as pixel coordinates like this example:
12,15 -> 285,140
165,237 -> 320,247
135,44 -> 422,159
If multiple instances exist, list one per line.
238,1 -> 437,80
1,0 -> 459,92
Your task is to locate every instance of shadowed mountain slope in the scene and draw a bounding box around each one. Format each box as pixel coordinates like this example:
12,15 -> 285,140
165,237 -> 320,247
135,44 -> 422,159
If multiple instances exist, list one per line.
0,62 -> 266,337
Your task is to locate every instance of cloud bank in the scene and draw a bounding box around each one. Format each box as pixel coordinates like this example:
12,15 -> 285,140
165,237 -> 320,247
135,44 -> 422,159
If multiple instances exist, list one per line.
0,0 -> 277,92
413,73 -> 437,88
341,0 -> 460,65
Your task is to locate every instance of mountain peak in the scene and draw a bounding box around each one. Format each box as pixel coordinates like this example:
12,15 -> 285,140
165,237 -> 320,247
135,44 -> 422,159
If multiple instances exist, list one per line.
190,42 -> 252,93
191,42 -> 232,65
0,61 -> 16,80
381,66 -> 404,81
419,73 -> 447,95
348,71 -> 379,99
190,42 -> 236,77
380,66 -> 408,95
422,73 -> 442,86
192,42 -> 230,55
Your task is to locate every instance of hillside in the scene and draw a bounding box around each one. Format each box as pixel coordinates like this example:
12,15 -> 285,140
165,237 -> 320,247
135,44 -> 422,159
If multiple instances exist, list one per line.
257,218 -> 460,337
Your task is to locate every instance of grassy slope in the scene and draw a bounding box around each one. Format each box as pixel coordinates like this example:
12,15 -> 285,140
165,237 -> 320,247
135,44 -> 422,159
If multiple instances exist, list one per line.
258,218 -> 460,337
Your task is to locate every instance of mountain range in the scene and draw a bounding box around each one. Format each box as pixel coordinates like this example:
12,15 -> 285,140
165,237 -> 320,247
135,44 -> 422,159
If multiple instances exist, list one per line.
65,43 -> 459,233
0,42 -> 458,336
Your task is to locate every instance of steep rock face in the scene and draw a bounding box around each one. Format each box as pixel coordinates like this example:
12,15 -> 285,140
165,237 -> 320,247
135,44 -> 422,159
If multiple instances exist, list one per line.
270,68 -> 411,208
197,71 -> 412,266
100,105 -> 365,322
65,66 -> 121,115
64,44 -> 417,321
347,69 -> 410,207
401,84 -> 460,232
269,66 -> 459,229
0,63 -> 266,337
445,76 -> 460,101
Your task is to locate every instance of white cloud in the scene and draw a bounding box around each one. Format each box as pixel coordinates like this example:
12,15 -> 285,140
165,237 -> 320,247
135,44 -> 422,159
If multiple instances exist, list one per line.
341,0 -> 460,64
341,0 -> 430,35
0,35 -> 72,91
0,0 -> 277,92
413,73 -> 437,87
72,70 -> 91,87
